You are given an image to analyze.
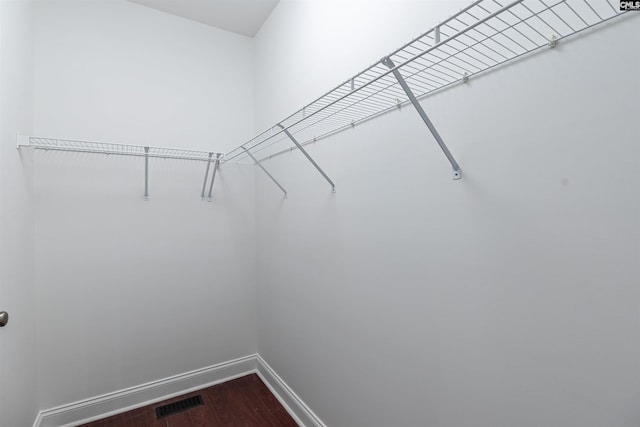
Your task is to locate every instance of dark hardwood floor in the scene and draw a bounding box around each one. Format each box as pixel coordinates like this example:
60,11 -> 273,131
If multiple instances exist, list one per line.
79,374 -> 298,427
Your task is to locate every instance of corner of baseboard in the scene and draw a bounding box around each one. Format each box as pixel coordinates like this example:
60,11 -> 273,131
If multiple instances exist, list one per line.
256,354 -> 326,427
33,352 -> 325,427
37,354 -> 258,427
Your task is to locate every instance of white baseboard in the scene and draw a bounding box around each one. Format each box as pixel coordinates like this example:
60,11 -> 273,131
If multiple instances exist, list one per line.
32,353 -> 326,427
256,355 -> 326,427
34,354 -> 257,427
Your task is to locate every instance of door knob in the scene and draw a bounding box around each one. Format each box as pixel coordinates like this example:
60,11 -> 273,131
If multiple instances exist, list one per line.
0,311 -> 8,327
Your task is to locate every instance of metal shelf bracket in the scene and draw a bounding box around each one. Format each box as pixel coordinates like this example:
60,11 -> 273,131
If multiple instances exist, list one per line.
207,153 -> 221,202
381,56 -> 462,180
144,146 -> 150,200
201,152 -> 214,200
277,124 -> 336,192
16,133 -> 29,149
242,147 -> 287,198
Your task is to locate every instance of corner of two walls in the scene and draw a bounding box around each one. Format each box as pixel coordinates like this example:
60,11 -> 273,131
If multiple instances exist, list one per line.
20,0 -> 640,425
253,2 -> 640,427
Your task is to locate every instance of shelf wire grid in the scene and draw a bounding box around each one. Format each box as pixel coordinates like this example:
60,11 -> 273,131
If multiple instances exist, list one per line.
27,137 -> 222,162
225,0 -> 627,163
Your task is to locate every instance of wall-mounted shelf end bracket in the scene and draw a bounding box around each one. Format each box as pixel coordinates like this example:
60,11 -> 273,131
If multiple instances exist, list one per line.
242,147 -> 288,198
381,57 -> 462,181
17,133 -> 30,149
144,146 -> 150,201
276,124 -> 336,192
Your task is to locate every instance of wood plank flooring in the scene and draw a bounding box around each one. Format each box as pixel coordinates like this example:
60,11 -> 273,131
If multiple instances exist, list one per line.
79,374 -> 298,427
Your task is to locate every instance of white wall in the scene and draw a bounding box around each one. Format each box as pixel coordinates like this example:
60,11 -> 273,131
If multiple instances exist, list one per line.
33,0 -> 257,409
254,2 -> 640,426
34,155 -> 257,409
253,0 -> 470,131
0,0 -> 38,426
34,0 -> 254,153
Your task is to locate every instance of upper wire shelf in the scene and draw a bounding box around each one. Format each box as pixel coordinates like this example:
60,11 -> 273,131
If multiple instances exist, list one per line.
19,136 -> 225,201
225,0 -> 627,164
22,136 -> 222,162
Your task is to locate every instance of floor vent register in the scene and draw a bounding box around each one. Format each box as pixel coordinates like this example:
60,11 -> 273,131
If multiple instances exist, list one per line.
155,395 -> 204,419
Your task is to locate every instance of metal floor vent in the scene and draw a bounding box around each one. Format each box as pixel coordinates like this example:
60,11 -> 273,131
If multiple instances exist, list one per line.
155,395 -> 204,419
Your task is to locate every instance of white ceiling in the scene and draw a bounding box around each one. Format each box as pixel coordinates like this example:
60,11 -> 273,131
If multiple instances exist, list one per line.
127,0 -> 280,37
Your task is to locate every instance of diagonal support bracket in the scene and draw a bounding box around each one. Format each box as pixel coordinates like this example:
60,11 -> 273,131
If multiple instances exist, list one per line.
144,146 -> 150,200
207,153 -> 221,202
16,133 -> 30,149
201,152 -> 214,200
382,56 -> 461,180
277,124 -> 336,192
243,147 -> 287,198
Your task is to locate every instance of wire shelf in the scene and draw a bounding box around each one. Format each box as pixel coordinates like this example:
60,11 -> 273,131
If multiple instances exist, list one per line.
21,136 -> 225,200
25,136 -> 222,162
225,0 -> 628,163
